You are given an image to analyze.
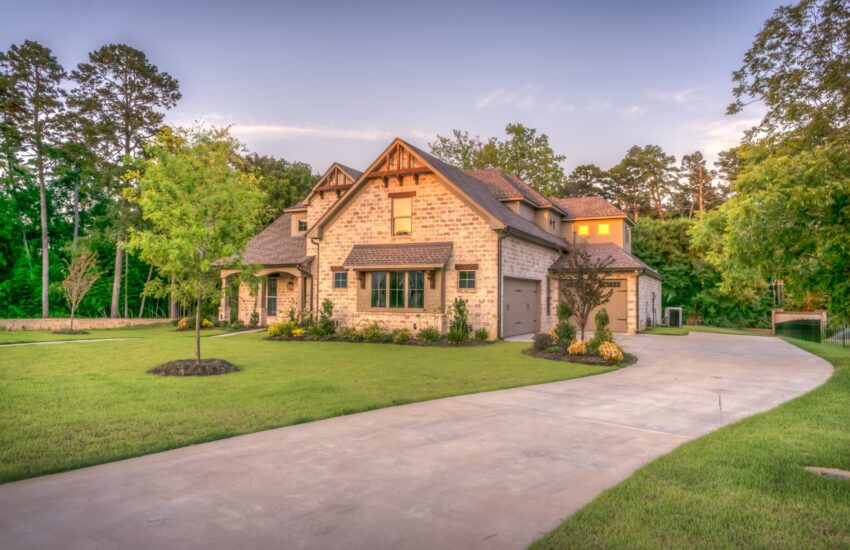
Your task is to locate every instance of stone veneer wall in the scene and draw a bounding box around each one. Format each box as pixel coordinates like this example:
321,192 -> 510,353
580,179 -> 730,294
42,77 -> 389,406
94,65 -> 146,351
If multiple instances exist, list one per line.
500,235 -> 561,335
316,173 -> 500,338
0,318 -> 171,331
638,274 -> 662,330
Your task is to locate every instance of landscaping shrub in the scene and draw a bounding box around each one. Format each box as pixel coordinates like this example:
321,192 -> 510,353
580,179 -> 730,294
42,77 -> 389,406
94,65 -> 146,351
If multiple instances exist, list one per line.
474,328 -> 490,343
567,340 -> 588,355
311,298 -> 336,337
533,332 -> 553,351
598,341 -> 624,363
176,317 -> 190,331
555,302 -> 576,352
589,308 -> 614,351
360,321 -> 390,343
293,327 -> 306,338
339,327 -> 363,342
249,310 -> 259,328
447,297 -> 472,344
267,320 -> 297,338
417,326 -> 441,343
201,319 -> 213,329
392,328 -> 413,344
229,320 -> 244,330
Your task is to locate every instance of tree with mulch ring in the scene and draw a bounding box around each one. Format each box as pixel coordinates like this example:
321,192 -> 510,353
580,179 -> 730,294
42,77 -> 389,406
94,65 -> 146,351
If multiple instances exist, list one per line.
149,359 -> 239,377
126,126 -> 263,377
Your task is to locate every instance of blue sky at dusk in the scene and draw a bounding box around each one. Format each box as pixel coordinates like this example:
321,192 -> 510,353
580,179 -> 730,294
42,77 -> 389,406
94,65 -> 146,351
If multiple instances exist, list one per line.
3,0 -> 782,174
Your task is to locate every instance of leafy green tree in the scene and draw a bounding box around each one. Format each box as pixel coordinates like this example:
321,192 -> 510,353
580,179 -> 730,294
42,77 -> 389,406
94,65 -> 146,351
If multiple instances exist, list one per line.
565,164 -> 613,200
728,0 -> 850,144
429,123 -> 567,195
1,41 -> 66,317
553,245 -> 615,341
68,43 -> 181,318
243,154 -> 317,223
126,126 -> 263,364
609,145 -> 677,219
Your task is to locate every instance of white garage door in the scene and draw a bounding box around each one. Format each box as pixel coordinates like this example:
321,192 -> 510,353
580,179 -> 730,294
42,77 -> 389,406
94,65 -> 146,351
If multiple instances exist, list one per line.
503,278 -> 540,337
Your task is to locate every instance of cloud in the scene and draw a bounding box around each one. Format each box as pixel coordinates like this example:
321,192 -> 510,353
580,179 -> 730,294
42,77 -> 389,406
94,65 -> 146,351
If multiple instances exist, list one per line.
623,105 -> 648,117
475,84 -> 541,110
230,124 -> 393,142
648,88 -> 701,105
699,116 -> 761,154
546,97 -> 576,113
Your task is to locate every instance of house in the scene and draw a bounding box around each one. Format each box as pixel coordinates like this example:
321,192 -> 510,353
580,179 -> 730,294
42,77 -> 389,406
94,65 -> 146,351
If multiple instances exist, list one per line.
219,138 -> 662,337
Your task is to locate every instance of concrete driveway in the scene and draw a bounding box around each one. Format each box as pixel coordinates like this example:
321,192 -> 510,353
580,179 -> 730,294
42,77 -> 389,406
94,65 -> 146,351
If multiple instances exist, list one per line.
0,333 -> 831,550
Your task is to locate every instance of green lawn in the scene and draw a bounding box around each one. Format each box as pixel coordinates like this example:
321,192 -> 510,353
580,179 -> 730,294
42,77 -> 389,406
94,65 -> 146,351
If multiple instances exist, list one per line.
531,338 -> 850,549
643,325 -> 771,337
0,326 -> 610,484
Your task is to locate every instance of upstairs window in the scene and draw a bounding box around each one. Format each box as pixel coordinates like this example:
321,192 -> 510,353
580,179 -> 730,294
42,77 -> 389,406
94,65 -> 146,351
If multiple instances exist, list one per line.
333,271 -> 348,288
626,227 -> 631,244
598,223 -> 610,235
459,271 -> 476,289
577,224 -> 589,236
392,197 -> 412,236
297,219 -> 307,232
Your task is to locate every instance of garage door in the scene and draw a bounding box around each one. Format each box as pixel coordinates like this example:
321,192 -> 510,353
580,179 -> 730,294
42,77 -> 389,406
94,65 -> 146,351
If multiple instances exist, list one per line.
503,278 -> 540,337
560,279 -> 629,333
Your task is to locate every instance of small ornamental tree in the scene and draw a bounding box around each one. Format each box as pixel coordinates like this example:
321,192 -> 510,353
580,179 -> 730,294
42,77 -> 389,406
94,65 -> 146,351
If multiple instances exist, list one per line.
447,297 -> 472,344
127,126 -> 263,367
554,301 -> 576,353
589,308 -> 614,352
554,245 -> 615,341
61,247 -> 100,331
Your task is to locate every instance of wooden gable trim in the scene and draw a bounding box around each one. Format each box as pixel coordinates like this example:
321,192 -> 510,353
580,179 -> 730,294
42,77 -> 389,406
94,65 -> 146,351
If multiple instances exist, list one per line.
330,265 -> 347,272
454,263 -> 479,271
304,162 -> 356,204
307,138 -> 505,240
388,191 -> 416,198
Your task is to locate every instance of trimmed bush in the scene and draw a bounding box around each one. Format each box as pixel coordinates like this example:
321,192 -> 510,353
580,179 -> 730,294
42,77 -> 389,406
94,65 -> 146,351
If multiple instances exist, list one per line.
249,310 -> 259,328
392,328 -> 413,344
598,341 -> 624,363
339,327 -> 362,342
201,319 -> 213,329
589,308 -> 614,351
312,298 -> 336,337
176,317 -> 190,331
417,326 -> 441,343
533,332 -> 553,351
360,321 -> 390,343
447,297 -> 472,344
555,302 -> 576,352
267,320 -> 297,338
474,328 -> 490,343
293,327 -> 306,338
567,340 -> 588,355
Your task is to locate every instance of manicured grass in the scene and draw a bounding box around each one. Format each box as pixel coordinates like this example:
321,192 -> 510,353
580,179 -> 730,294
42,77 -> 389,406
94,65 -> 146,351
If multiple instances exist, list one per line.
531,339 -> 850,549
0,323 -> 223,344
643,325 -> 771,337
0,327 -> 610,484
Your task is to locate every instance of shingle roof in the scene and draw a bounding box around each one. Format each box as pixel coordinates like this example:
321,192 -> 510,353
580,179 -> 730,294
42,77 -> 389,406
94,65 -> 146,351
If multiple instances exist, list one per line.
403,142 -> 569,250
465,168 -> 561,212
343,242 -> 453,268
242,212 -> 309,266
549,243 -> 662,279
552,196 -> 629,221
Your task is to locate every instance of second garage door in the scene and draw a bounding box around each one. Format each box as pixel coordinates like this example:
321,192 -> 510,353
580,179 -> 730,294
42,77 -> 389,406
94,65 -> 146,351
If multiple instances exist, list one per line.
560,279 -> 629,333
503,278 -> 540,337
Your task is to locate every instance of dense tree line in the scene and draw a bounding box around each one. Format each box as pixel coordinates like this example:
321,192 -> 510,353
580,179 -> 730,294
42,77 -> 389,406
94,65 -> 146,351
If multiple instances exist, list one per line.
0,40 -> 317,319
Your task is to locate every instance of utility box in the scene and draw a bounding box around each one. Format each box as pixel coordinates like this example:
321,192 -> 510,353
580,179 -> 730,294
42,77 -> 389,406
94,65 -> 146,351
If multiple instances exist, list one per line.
665,307 -> 683,328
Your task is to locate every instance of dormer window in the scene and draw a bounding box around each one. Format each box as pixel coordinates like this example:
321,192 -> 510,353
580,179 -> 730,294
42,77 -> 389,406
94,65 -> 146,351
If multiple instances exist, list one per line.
577,224 -> 589,236
549,219 -> 556,231
598,223 -> 610,235
298,219 -> 307,232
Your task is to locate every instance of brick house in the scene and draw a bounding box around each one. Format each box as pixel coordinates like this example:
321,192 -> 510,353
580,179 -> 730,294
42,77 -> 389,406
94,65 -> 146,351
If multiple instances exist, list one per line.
219,138 -> 662,337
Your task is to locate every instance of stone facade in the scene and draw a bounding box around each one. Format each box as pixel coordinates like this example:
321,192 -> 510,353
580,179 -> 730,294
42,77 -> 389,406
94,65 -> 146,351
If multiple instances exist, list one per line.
0,318 -> 171,331
317,173 -> 501,338
637,274 -> 662,330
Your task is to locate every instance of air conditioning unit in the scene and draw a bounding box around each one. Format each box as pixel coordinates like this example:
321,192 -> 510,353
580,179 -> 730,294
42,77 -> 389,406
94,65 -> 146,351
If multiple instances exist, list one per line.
665,307 -> 683,328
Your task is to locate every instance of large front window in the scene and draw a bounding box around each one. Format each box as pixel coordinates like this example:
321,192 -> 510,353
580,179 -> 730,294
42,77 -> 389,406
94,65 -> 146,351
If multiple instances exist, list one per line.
392,197 -> 412,236
371,271 -> 425,309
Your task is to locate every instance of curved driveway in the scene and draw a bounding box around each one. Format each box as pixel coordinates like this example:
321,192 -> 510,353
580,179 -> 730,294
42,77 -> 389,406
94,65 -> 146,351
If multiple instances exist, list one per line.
0,333 -> 832,550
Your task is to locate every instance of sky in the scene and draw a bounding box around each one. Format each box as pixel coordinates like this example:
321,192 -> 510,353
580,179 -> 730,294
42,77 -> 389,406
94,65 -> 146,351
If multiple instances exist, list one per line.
2,0 -> 782,175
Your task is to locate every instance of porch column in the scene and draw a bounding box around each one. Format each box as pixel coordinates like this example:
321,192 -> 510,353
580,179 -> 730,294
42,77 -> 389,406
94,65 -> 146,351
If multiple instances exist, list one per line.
258,278 -> 267,326
219,273 -> 229,322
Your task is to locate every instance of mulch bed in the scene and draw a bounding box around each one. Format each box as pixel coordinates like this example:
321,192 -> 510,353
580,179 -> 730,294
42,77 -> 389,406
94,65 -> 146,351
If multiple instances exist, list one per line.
51,329 -> 90,335
148,358 -> 240,377
524,348 -> 637,367
266,335 -> 492,347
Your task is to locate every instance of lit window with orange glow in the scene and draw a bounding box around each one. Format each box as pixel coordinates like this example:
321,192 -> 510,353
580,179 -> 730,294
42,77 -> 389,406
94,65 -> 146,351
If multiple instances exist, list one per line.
598,223 -> 610,235
577,224 -> 589,236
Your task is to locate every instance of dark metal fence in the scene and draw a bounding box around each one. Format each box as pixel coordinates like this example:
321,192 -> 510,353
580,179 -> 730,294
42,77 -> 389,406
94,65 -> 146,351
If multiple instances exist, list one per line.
775,319 -> 849,349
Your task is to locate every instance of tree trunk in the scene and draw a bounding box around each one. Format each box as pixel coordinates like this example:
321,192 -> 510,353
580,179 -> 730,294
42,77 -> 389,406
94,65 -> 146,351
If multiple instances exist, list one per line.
72,182 -> 80,246
138,264 -> 154,317
195,285 -> 202,365
169,275 -> 178,318
124,247 -> 129,317
21,225 -> 32,271
38,151 -> 49,318
110,243 -> 123,317
70,309 -> 75,332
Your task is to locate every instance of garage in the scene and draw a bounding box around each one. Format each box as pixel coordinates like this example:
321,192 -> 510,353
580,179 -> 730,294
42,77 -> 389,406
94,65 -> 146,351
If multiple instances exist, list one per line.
503,278 -> 540,337
560,279 -> 628,333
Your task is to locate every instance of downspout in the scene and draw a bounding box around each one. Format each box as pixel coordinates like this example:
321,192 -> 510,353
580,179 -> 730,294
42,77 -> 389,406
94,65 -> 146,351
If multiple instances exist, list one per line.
311,238 -> 321,314
634,269 -> 641,333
